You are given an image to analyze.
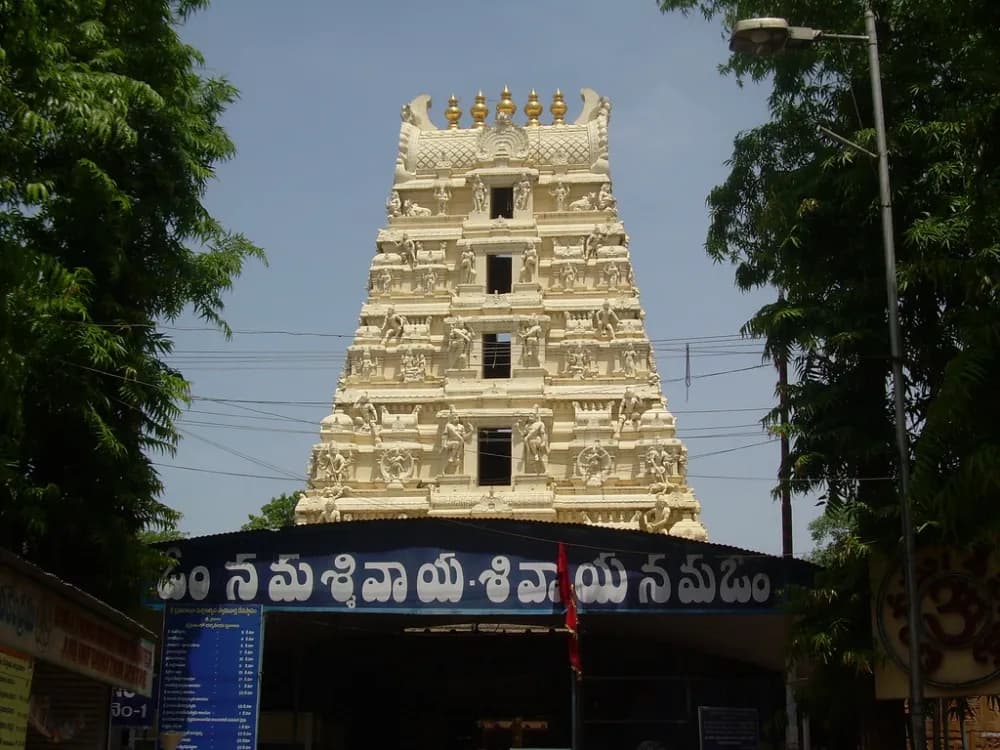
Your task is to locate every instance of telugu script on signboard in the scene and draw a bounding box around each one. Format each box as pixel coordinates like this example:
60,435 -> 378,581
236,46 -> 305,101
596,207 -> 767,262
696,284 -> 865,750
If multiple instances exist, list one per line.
156,548 -> 775,613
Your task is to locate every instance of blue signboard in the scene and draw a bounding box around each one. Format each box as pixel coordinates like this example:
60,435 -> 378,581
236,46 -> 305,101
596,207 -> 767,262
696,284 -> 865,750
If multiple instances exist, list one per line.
153,519 -> 806,614
698,706 -> 759,750
110,679 -> 155,728
158,605 -> 263,750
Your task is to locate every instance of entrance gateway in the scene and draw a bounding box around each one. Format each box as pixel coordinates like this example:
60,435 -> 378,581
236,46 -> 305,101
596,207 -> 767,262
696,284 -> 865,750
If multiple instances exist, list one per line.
151,87 -> 814,750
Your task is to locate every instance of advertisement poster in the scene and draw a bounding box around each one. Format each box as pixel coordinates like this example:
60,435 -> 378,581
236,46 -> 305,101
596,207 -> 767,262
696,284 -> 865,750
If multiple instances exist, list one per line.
0,646 -> 33,750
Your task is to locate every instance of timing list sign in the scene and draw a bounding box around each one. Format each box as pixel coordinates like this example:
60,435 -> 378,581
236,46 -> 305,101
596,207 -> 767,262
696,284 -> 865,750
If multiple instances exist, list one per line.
158,605 -> 262,750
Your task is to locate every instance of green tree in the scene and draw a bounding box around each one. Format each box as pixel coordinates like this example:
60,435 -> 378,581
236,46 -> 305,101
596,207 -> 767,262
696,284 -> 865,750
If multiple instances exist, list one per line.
0,0 -> 263,607
242,492 -> 300,531
657,0 -> 1000,742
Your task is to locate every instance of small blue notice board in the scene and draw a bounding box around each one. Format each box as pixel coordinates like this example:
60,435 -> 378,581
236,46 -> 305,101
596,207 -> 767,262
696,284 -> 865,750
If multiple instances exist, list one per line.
158,604 -> 263,750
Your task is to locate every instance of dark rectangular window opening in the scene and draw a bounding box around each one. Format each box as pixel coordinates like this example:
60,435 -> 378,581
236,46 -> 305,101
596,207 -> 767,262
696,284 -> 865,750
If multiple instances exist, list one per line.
490,187 -> 514,219
482,333 -> 511,379
478,428 -> 512,486
486,254 -> 512,294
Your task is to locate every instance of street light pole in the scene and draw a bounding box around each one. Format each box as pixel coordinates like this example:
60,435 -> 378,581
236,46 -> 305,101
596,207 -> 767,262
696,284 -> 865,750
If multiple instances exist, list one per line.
864,10 -> 925,747
729,9 -> 926,748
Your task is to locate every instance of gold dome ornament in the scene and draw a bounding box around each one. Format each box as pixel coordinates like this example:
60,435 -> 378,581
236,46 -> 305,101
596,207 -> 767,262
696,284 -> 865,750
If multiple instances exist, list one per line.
470,90 -> 488,127
444,94 -> 462,129
550,89 -> 567,125
524,89 -> 542,126
496,85 -> 516,120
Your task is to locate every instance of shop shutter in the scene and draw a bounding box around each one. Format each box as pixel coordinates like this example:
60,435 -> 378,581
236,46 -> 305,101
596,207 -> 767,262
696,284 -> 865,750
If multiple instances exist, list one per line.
25,660 -> 109,750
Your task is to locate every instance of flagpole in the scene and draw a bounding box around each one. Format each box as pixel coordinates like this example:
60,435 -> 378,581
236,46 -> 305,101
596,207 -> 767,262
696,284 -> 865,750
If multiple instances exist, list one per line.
571,665 -> 581,750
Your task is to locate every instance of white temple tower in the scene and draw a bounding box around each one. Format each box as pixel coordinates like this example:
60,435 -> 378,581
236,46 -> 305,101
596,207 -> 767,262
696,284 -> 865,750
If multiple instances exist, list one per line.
294,87 -> 708,540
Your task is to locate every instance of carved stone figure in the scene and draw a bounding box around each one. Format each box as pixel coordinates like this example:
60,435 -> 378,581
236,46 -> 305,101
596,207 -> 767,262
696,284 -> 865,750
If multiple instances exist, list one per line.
593,299 -> 620,339
616,387 -> 645,436
623,343 -> 639,376
517,407 -> 549,469
356,346 -> 378,379
566,342 -> 593,379
596,182 -> 617,212
402,199 -> 433,217
519,315 -> 543,366
400,346 -> 427,382
375,268 -> 393,294
549,180 -> 570,211
640,496 -> 672,534
380,306 -> 407,345
513,172 -> 532,211
520,244 -> 538,282
584,224 -> 608,260
398,233 -> 419,267
560,264 -> 578,290
420,268 -> 436,294
645,444 -> 673,491
440,407 -> 474,471
386,190 -> 402,219
310,443 -> 352,485
459,247 -> 476,283
434,183 -> 452,215
575,444 -> 614,486
604,263 -> 622,288
378,446 -> 415,485
569,192 -> 595,211
472,176 -> 488,213
448,318 -> 474,369
354,393 -> 380,441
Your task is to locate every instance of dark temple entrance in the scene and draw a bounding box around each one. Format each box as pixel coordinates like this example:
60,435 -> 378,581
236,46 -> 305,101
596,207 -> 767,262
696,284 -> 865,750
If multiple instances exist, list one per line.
258,613 -> 786,750
260,615 -> 572,750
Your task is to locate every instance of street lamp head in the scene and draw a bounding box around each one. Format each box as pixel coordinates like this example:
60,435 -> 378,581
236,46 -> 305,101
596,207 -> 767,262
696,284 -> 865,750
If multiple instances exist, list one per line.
729,17 -> 823,56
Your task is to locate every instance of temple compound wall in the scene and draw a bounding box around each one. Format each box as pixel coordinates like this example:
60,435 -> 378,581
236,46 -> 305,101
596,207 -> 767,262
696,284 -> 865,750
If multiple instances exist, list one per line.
294,87 -> 708,541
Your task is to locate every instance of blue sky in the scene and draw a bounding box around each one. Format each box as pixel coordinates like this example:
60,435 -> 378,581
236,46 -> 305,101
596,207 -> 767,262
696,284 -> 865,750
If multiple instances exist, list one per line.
161,0 -> 822,556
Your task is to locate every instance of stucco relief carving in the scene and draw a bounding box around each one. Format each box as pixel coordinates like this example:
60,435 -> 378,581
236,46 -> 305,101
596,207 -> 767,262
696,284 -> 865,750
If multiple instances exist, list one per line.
399,347 -> 428,383
513,172 -> 532,211
575,444 -> 614,486
616,388 -> 646,437
477,118 -> 530,161
559,264 -> 579,290
550,181 -> 570,211
602,262 -> 622,288
434,183 -> 452,215
593,300 -> 620,339
596,182 -> 617,212
472,176 -> 488,213
386,190 -> 402,219
447,317 -> 474,369
569,193 -> 595,211
354,393 -> 381,442
644,443 -> 680,494
440,406 -> 474,472
519,315 -> 544,366
459,247 -> 476,283
420,268 -> 437,294
351,347 -> 381,379
402,199 -> 432,217
520,244 -> 538,282
517,408 -> 549,471
381,306 -> 408,345
374,268 -> 394,294
621,343 -> 639,377
308,443 -> 353,486
565,342 -> 596,380
378,446 -> 416,486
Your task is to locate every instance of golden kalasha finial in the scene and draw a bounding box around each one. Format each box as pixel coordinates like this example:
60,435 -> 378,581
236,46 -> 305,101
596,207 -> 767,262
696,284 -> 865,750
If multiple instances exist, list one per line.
470,90 -> 488,127
550,89 -> 567,125
524,89 -> 542,126
496,84 -> 517,119
444,94 -> 462,129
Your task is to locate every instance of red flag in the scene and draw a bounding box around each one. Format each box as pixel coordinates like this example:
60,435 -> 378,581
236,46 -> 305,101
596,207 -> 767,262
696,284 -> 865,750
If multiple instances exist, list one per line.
557,542 -> 582,677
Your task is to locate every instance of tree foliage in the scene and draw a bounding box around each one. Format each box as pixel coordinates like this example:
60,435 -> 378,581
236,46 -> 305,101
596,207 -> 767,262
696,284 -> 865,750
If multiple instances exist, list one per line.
241,492 -> 300,532
0,0 -> 263,606
658,0 -> 1000,741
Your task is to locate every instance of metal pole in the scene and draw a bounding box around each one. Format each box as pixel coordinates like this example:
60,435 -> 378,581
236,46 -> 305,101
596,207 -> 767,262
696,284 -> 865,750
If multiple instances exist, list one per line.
778,349 -> 793,559
571,669 -> 580,750
865,9 -> 925,749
